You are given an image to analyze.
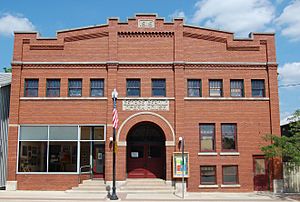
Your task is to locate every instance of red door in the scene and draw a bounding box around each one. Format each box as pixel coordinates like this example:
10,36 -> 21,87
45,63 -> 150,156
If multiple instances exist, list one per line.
127,122 -> 166,179
253,156 -> 269,191
127,144 -> 164,178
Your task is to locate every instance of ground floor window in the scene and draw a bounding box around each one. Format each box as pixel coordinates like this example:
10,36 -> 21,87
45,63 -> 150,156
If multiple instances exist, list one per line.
48,142 -> 77,172
222,165 -> 238,184
200,166 -> 216,185
18,141 -> 47,172
18,125 -> 105,173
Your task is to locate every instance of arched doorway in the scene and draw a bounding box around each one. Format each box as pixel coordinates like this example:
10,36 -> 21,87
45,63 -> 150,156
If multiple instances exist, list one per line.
126,122 -> 166,179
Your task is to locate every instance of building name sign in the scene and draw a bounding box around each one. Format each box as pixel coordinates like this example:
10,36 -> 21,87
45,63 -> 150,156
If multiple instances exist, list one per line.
122,99 -> 169,111
138,19 -> 155,28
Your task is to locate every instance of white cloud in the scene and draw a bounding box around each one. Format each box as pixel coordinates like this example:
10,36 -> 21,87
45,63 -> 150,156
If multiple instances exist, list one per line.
278,62 -> 300,84
190,0 -> 275,36
275,0 -> 300,41
169,10 -> 186,19
0,13 -> 35,36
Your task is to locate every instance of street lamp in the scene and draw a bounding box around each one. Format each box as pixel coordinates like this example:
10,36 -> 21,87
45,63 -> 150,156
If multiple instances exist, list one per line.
178,136 -> 184,199
110,88 -> 118,200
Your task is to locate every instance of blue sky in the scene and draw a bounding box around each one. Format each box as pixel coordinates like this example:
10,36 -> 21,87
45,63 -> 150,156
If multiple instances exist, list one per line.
0,0 -> 299,122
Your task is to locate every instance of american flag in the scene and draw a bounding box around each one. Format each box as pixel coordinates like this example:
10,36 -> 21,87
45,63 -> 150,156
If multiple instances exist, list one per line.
112,105 -> 118,129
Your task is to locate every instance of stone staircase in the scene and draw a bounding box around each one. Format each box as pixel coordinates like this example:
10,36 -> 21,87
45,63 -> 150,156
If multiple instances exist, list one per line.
66,178 -> 174,195
66,179 -> 107,194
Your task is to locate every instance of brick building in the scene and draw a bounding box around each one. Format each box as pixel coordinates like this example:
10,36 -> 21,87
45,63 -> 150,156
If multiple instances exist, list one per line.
7,14 -> 281,192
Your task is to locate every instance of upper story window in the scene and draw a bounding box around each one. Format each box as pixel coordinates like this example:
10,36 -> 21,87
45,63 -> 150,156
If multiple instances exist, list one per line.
152,79 -> 166,97
68,79 -> 82,97
187,79 -> 202,97
200,166 -> 217,185
126,79 -> 140,97
199,124 -> 215,152
221,124 -> 237,151
252,79 -> 265,97
24,79 -> 38,97
46,79 -> 60,97
230,80 -> 244,97
209,80 -> 223,97
90,79 -> 104,97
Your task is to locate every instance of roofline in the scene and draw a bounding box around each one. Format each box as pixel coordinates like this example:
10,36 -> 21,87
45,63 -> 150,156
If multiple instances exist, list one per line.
0,73 -> 12,88
0,83 -> 11,88
135,13 -> 158,17
14,31 -> 39,34
13,14 -> 275,39
184,25 -> 275,38
252,32 -> 275,35
183,24 -> 234,34
57,24 -> 108,33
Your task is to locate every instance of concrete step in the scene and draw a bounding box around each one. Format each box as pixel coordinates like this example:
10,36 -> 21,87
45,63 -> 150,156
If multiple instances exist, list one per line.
120,189 -> 174,194
67,178 -> 174,195
124,179 -> 167,186
66,179 -> 107,194
79,183 -> 106,187
126,178 -> 165,182
72,186 -> 107,191
121,185 -> 174,190
120,179 -> 174,194
65,189 -> 108,194
81,179 -> 105,185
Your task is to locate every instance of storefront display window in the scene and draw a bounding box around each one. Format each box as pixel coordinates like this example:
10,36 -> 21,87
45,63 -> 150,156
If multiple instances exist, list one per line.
18,125 -> 105,174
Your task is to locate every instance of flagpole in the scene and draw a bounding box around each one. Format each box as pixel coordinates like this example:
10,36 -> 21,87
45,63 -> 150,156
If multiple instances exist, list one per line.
110,89 -> 118,200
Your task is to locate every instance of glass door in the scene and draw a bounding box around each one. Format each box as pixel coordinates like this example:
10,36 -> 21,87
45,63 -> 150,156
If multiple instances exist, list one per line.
80,126 -> 105,178
92,142 -> 105,178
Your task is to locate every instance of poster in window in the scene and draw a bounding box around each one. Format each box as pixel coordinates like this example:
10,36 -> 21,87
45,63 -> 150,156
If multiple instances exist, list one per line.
32,147 -> 37,155
131,152 -> 139,158
22,146 -> 27,156
173,152 -> 189,178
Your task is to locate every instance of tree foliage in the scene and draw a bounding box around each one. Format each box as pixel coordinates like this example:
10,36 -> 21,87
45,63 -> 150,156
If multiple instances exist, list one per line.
261,109 -> 300,165
3,67 -> 12,73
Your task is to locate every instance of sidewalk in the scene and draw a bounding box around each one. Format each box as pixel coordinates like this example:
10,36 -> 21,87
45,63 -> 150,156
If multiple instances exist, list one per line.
0,190 -> 298,202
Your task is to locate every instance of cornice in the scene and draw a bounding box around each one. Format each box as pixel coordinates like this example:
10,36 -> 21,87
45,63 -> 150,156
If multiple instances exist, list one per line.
30,45 -> 64,50
118,31 -> 174,38
11,61 -> 277,69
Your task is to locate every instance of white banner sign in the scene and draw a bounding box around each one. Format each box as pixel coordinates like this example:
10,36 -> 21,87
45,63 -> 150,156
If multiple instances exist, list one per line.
122,99 -> 169,111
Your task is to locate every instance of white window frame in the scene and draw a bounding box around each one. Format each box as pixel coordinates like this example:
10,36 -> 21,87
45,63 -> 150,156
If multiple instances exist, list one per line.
16,124 -> 106,174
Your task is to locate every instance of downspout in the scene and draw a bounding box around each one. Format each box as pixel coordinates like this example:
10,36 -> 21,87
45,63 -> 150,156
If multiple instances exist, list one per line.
264,40 -> 274,191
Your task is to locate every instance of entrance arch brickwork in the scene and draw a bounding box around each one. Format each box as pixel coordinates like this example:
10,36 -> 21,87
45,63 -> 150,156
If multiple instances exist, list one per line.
117,112 -> 175,144
115,112 -> 175,181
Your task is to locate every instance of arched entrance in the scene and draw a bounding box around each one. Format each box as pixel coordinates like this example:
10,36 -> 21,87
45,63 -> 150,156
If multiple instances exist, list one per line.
126,122 -> 166,179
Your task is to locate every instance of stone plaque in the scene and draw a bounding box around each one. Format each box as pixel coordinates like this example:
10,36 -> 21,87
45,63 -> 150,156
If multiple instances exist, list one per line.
122,99 -> 169,111
138,19 -> 155,28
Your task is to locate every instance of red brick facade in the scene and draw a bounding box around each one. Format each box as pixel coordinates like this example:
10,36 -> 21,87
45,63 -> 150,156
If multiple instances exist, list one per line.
8,14 -> 281,191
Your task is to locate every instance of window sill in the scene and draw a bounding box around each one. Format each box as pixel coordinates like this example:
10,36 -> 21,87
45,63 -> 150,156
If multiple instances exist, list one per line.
221,184 -> 241,188
184,97 -> 269,101
17,172 -> 78,175
118,97 -> 175,100
198,185 -> 219,188
198,152 -> 218,156
220,152 -> 240,156
20,97 -> 108,100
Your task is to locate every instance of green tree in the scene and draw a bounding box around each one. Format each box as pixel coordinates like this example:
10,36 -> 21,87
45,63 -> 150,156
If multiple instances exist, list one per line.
3,67 -> 12,73
261,109 -> 300,165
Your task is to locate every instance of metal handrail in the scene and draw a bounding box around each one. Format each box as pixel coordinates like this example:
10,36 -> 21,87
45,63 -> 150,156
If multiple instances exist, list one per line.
78,165 -> 92,184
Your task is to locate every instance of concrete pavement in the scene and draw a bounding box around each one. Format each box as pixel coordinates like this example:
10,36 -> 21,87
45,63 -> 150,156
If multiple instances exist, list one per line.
0,190 -> 298,202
